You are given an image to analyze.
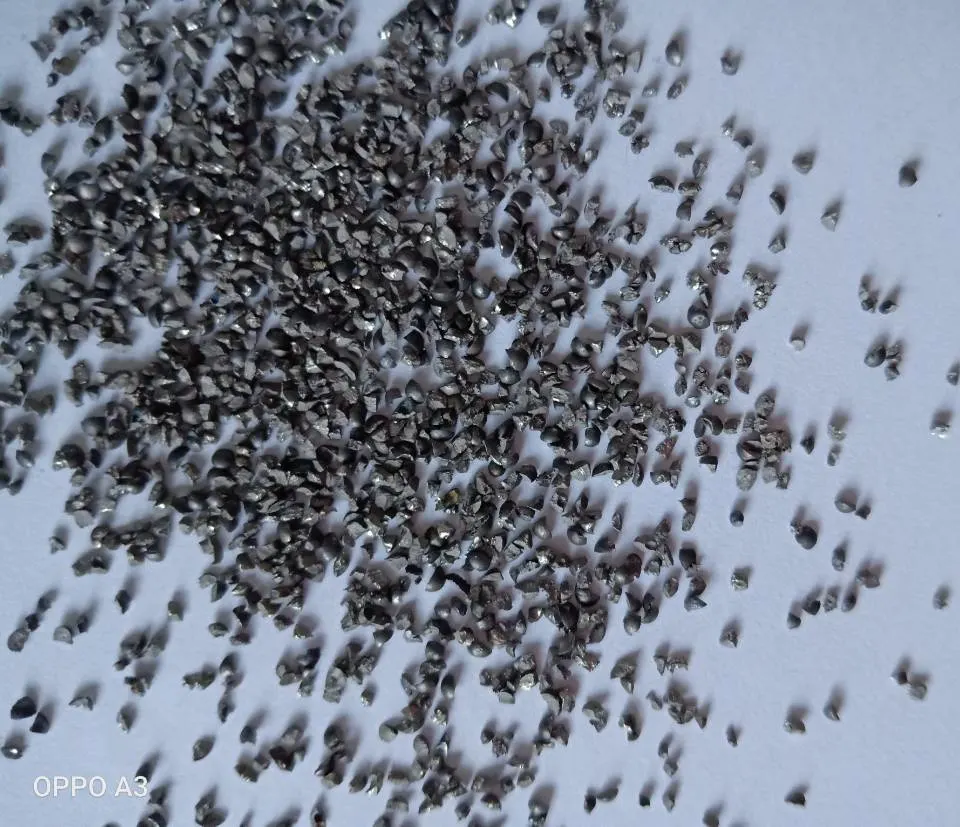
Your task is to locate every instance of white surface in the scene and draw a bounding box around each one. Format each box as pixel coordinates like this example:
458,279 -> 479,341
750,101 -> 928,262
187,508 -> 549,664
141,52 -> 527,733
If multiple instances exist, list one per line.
0,1 -> 959,826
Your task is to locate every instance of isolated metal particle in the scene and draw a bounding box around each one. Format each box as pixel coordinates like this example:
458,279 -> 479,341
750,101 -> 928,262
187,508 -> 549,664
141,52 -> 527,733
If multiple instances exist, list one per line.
821,204 -> 841,231
907,678 -> 928,701
933,585 -> 951,610
193,736 -> 215,761
892,660 -> 911,686
930,412 -> 951,438
1,736 -> 25,759
793,523 -> 818,550
53,625 -> 74,644
537,4 -> 559,25
667,77 -> 687,99
898,163 -> 918,187
662,782 -> 678,811
666,35 -> 684,67
783,709 -> 806,734
785,786 -> 807,807
726,725 -> 740,746
583,699 -> 609,732
835,491 -> 857,513
596,782 -> 620,802
719,622 -> 740,648
864,342 -> 887,367
30,711 -> 51,734
117,704 -> 136,732
792,151 -> 815,174
842,587 -> 859,612
583,791 -> 597,813
730,567 -> 750,590
947,364 -> 959,386
619,710 -> 641,741
769,188 -> 786,214
726,178 -> 744,203
823,692 -> 842,721
684,593 -> 707,611
649,174 -> 675,192
603,89 -> 630,118
745,151 -> 764,177
115,589 -> 132,614
720,49 -> 741,74
687,301 -> 711,329
69,691 -> 95,710
378,721 -> 398,742
10,694 -> 37,720
878,294 -> 899,314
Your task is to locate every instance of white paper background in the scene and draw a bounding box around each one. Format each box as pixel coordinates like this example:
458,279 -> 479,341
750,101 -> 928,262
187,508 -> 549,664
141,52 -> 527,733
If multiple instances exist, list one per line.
0,1 -> 958,826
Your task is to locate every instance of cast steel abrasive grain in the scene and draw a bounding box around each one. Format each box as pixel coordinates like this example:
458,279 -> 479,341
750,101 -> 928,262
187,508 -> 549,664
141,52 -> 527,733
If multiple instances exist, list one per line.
0,0 -> 939,823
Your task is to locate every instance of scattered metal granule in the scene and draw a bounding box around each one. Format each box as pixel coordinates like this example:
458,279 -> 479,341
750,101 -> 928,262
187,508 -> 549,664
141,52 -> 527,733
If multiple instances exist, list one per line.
899,163 -> 918,187
933,585 -> 951,610
720,49 -> 741,74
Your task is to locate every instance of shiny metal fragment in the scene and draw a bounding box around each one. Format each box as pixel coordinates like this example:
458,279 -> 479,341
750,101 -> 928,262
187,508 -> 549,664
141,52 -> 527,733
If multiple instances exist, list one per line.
662,783 -> 678,811
69,693 -> 95,710
726,724 -> 740,746
931,413 -> 951,438
117,704 -> 135,732
53,625 -> 74,644
720,49 -> 741,74
30,712 -> 50,734
898,163 -> 918,187
1,736 -> 25,759
820,204 -> 840,231
835,491 -> 857,513
10,696 -> 37,719
792,522 -> 818,549
667,78 -> 686,99
908,679 -> 928,700
933,585 -> 950,610
583,699 -> 609,732
792,151 -> 815,173
769,188 -> 786,214
719,622 -> 739,647
649,175 -> 675,192
783,710 -> 806,734
665,35 -> 684,67
785,786 -> 807,807
193,736 -> 215,761
8,628 -> 29,654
